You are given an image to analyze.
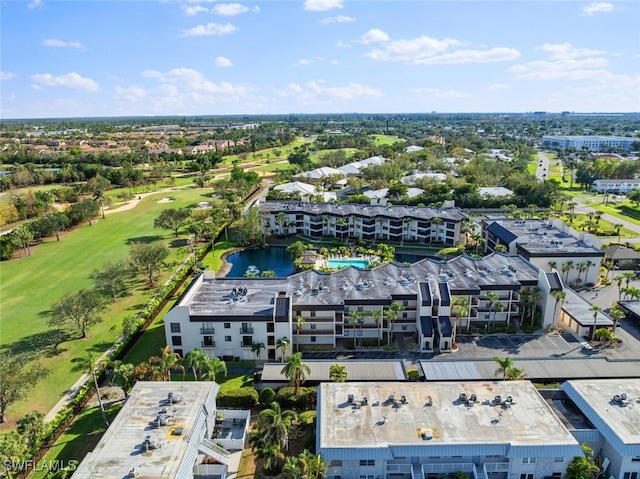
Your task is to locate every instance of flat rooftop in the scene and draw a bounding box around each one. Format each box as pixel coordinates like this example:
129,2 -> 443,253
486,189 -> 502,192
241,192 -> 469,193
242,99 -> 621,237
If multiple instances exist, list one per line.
319,381 -> 580,450
561,287 -> 613,327
72,382 -> 217,479
563,379 -> 640,450
487,219 -> 603,257
261,360 -> 406,382
179,253 -> 539,317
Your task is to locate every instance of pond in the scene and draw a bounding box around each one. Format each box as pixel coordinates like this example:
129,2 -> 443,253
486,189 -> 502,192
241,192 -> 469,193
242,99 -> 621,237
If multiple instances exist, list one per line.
225,247 -> 295,277
395,253 -> 431,264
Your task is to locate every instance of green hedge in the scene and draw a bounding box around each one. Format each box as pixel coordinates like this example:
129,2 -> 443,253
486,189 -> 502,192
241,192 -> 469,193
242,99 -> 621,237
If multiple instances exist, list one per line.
276,386 -> 317,410
259,387 -> 276,406
620,205 -> 640,220
216,387 -> 259,408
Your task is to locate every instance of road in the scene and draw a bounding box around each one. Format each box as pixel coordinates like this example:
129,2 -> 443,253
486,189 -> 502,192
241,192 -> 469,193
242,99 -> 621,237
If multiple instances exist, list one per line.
536,152 -> 550,180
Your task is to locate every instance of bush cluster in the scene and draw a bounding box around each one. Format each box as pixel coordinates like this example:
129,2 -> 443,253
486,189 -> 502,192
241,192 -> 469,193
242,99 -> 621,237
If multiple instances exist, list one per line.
216,387 -> 259,408
275,386 -> 317,410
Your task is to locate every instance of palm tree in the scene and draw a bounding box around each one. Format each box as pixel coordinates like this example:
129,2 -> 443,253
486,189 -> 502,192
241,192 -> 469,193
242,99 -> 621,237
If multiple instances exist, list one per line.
493,356 -> 514,381
347,311 -> 360,349
257,401 -> 298,449
561,261 -> 574,283
201,357 -> 227,381
551,290 -> 567,328
371,310 -> 383,347
329,364 -> 347,382
584,260 -> 595,284
281,352 -> 311,395
255,443 -> 284,475
276,337 -> 291,362
529,286 -> 542,327
576,262 -> 588,285
149,346 -> 185,381
590,305 -> 603,341
94,190 -> 106,219
505,366 -> 527,380
548,261 -> 557,271
452,297 -> 470,341
609,306 -> 625,334
185,348 -> 208,381
251,341 -> 265,360
114,362 -> 135,397
298,450 -> 327,479
486,292 -> 499,329
614,223 -> 623,243
78,352 -> 109,426
295,317 -> 305,352
282,457 -> 301,479
17,411 -> 47,449
387,302 -> 405,344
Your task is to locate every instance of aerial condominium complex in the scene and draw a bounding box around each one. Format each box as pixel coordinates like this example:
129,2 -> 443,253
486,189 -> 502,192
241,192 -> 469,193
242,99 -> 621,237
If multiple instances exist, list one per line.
317,381 -> 583,479
259,201 -> 467,246
542,135 -> 636,152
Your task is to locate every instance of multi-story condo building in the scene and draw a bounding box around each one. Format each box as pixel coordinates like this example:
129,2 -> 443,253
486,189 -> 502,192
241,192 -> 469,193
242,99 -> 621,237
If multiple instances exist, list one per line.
542,135 -> 637,152
316,381 -> 583,479
483,218 -> 604,286
72,381 -> 250,479
164,253 -> 549,360
592,179 -> 640,194
561,379 -> 640,479
259,201 -> 467,245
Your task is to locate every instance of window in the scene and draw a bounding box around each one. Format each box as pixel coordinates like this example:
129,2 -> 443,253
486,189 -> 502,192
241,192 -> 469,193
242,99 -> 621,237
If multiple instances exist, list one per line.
311,323 -> 317,330
344,306 -> 349,313
403,300 -> 409,307
224,322 -> 231,329
554,457 -> 564,463
201,322 -> 214,334
632,458 -> 640,463
267,336 -> 275,346
310,311 -> 316,317
520,475 -> 534,479
359,460 -> 375,467
402,324 -> 408,331
172,336 -> 182,346
225,336 -> 232,342
174,349 -> 183,357
311,336 -> 316,343
358,306 -> 363,312
170,323 -> 181,333
203,336 -> 214,346
267,323 -> 274,333
403,312 -> 408,318
623,473 -> 639,479
522,458 -> 536,464
330,460 -> 342,467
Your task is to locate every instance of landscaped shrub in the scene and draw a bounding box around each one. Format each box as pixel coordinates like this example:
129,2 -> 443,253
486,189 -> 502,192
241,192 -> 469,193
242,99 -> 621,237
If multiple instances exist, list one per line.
298,410 -> 317,425
216,387 -> 259,408
407,368 -> 420,382
276,386 -> 317,410
259,387 -> 276,406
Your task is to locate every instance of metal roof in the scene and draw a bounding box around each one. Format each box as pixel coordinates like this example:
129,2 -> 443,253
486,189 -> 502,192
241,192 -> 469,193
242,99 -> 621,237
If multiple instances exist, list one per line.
420,316 -> 433,336
546,272 -> 563,291
438,316 -> 452,335
261,360 -> 406,382
420,358 -> 640,382
487,221 -> 518,244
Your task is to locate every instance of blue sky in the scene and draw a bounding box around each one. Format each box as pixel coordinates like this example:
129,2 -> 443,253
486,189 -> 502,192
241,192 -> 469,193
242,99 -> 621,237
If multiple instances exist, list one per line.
1,0 -> 639,118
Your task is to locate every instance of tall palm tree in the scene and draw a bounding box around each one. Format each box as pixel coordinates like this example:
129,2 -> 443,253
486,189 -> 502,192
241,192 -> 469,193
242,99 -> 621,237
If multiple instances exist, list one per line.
371,309 -> 383,347
257,401 -> 298,449
78,352 -> 109,426
486,292 -> 499,329
614,223 -> 623,243
529,287 -> 542,327
548,261 -> 557,271
298,450 -> 327,479
276,337 -> 291,362
281,352 -> 311,395
494,302 -> 505,328
576,262 -> 588,285
561,261 -> 574,283
295,317 -> 305,352
590,305 -> 603,341
609,306 -> 625,335
387,302 -> 405,344
149,346 -> 185,381
347,311 -> 360,349
551,290 -> 567,328
329,364 -> 347,382
251,341 -> 265,360
493,356 -> 514,381
201,357 -> 227,381
185,348 -> 209,381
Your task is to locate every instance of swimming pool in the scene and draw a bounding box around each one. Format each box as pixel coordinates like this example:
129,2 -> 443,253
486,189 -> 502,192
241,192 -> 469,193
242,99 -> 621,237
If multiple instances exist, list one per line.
327,259 -> 371,269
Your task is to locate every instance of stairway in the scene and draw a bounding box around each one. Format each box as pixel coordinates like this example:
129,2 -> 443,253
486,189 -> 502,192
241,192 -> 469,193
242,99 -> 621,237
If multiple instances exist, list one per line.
198,438 -> 231,465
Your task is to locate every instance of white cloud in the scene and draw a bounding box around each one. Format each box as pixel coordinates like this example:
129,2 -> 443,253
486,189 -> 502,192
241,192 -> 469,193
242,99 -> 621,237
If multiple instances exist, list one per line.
488,83 -> 509,90
303,0 -> 343,12
215,56 -> 233,67
0,93 -> 15,101
114,68 -> 253,114
365,35 -> 461,63
409,88 -> 469,99
414,47 -> 520,65
360,29 -> 389,44
27,0 -> 42,9
331,60 -> 340,64
321,15 -> 355,24
293,56 -> 325,66
0,71 -> 16,80
183,5 -> 209,15
581,2 -> 615,16
43,38 -> 85,49
31,72 -> 99,91
365,35 -> 519,65
511,43 -> 610,80
212,3 -> 259,16
179,23 -> 237,37
279,80 -> 380,104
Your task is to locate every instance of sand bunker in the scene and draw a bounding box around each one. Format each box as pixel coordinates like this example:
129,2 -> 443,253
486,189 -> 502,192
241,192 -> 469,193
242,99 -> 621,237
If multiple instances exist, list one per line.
157,197 -> 174,204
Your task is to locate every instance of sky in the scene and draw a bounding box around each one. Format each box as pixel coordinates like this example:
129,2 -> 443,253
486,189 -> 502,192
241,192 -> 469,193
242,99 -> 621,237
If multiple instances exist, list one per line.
1,0 -> 639,119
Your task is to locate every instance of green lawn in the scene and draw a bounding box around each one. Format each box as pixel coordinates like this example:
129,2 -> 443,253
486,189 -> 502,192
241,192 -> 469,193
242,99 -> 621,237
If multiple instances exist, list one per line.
0,188 -> 223,419
31,402 -> 123,479
561,213 -> 636,238
251,161 -> 293,173
371,134 -> 403,146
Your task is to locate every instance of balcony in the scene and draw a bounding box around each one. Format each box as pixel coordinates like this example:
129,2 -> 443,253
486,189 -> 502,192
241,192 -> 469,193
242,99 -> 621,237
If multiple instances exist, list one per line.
201,341 -> 215,348
239,327 -> 254,335
484,462 -> 510,473
299,329 -> 334,335
200,327 -> 215,334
